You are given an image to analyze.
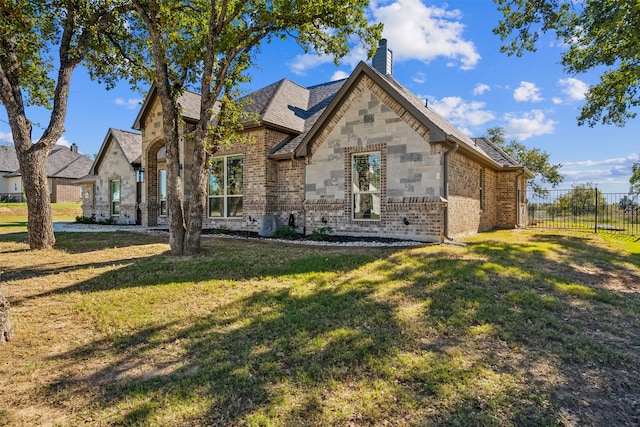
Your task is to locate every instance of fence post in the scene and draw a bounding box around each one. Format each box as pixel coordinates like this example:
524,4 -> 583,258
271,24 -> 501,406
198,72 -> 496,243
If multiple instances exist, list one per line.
594,186 -> 598,234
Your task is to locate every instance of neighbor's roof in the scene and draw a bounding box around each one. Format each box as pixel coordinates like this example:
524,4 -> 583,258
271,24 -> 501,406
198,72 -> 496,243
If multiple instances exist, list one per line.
3,145 -> 92,179
0,146 -> 20,172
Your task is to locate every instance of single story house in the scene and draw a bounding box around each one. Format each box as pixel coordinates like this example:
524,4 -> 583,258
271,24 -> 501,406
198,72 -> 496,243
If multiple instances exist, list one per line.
77,128 -> 144,224
1,144 -> 92,203
82,40 -> 532,242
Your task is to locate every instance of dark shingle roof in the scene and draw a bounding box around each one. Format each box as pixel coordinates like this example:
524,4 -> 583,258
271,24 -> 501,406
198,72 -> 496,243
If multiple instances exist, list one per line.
0,146 -> 20,172
110,129 -> 142,164
472,137 -> 520,167
270,79 -> 346,157
3,145 -> 92,179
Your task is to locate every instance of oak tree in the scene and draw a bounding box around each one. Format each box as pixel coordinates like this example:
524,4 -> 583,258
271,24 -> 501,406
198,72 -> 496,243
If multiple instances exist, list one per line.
486,126 -> 563,198
126,0 -> 382,255
494,0 -> 640,126
0,1 -> 132,249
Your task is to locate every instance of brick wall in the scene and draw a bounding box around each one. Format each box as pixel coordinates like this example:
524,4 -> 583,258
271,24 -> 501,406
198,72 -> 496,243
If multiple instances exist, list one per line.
51,178 -> 82,203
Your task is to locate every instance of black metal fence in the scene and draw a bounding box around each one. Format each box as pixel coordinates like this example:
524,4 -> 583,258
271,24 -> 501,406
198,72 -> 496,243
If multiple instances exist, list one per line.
527,187 -> 640,236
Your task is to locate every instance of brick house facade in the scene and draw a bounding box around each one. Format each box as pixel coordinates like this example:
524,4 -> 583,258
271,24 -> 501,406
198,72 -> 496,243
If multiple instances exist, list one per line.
85,40 -> 532,242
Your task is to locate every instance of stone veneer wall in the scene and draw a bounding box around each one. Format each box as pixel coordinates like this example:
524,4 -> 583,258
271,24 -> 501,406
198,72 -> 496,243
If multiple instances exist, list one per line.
303,75 -> 445,242
82,136 -> 137,224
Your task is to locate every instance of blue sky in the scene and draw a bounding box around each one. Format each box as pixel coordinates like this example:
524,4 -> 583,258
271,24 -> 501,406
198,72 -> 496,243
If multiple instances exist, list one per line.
1,0 -> 639,193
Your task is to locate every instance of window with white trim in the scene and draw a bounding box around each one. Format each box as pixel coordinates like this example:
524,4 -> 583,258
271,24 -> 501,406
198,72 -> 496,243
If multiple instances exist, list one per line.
352,152 -> 381,220
111,179 -> 121,215
158,169 -> 167,216
208,155 -> 243,218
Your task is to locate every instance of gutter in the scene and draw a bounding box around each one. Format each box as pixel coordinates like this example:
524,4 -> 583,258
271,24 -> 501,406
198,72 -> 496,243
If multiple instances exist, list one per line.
443,136 -> 459,242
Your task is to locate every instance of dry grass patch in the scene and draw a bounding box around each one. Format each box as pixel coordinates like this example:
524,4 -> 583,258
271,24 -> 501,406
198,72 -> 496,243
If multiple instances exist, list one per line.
1,224 -> 639,426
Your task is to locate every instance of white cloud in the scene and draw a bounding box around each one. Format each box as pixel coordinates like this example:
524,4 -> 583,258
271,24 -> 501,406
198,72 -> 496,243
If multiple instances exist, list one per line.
429,96 -> 495,132
0,131 -> 13,145
288,0 -> 480,75
331,70 -> 350,81
373,0 -> 480,70
552,97 -> 563,105
115,97 -> 143,109
558,77 -> 588,101
503,110 -> 557,140
513,81 -> 543,102
55,136 -> 72,148
473,83 -> 490,95
562,154 -> 639,168
412,72 -> 427,84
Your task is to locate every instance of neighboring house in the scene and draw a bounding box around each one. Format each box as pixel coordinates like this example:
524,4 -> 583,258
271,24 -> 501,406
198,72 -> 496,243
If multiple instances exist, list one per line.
85,40 -> 533,242
78,128 -> 143,224
0,144 -> 92,203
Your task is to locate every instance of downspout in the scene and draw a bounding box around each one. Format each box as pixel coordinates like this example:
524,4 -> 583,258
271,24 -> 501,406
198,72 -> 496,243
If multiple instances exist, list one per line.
291,152 -> 307,234
515,169 -> 525,227
443,140 -> 459,242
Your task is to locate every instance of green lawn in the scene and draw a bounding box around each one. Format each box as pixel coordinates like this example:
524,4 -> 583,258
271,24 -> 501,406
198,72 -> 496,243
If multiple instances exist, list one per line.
0,214 -> 639,426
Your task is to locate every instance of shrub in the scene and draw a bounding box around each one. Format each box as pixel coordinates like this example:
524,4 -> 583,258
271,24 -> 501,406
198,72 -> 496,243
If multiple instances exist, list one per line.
75,215 -> 96,224
274,226 -> 299,239
310,226 -> 333,241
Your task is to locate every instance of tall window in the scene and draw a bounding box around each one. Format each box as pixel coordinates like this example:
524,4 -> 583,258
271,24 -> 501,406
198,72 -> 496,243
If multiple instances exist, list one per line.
209,155 -> 243,218
480,168 -> 486,210
158,169 -> 167,216
352,152 -> 381,220
111,179 -> 120,215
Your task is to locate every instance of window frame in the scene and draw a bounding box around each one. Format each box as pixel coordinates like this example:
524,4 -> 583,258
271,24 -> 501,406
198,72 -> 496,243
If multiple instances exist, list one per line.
110,179 -> 121,216
158,169 -> 167,216
351,151 -> 382,221
208,154 -> 243,219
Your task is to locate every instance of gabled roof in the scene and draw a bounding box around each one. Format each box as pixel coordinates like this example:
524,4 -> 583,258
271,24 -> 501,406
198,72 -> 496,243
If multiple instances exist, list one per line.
132,85 -> 201,130
292,62 -> 531,173
0,146 -> 20,172
91,128 -> 142,175
3,145 -> 92,179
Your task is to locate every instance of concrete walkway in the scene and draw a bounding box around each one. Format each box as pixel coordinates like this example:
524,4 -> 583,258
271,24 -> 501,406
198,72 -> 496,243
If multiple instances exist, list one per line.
53,222 -> 166,233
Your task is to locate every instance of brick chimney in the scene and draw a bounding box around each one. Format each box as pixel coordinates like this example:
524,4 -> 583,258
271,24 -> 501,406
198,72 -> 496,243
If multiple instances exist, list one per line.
70,143 -> 78,153
372,39 -> 393,75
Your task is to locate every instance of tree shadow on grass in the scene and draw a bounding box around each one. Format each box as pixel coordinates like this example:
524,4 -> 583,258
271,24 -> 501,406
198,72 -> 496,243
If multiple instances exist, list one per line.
382,233 -> 640,425
43,284 -> 406,426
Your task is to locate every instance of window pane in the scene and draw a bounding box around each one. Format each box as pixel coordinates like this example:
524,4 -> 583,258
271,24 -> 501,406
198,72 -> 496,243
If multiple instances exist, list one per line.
227,156 -> 243,195
159,170 -> 167,200
209,158 -> 223,196
111,180 -> 120,202
353,193 -> 380,219
227,196 -> 243,217
160,200 -> 167,216
352,153 -> 381,192
209,197 -> 223,217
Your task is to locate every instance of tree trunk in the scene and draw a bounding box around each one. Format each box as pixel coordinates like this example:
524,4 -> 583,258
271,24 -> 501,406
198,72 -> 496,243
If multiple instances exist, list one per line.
183,135 -> 208,255
18,145 -> 56,249
0,289 -> 13,344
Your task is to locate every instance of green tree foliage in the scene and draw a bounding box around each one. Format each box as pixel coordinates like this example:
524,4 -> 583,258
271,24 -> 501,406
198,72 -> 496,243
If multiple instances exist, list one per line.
0,1 -> 133,249
119,0 -> 382,255
486,127 -> 563,198
556,182 -> 606,216
493,0 -> 640,126
630,162 -> 640,194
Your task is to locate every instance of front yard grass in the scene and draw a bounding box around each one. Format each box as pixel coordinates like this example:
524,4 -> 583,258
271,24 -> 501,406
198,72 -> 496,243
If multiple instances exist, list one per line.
0,219 -> 639,426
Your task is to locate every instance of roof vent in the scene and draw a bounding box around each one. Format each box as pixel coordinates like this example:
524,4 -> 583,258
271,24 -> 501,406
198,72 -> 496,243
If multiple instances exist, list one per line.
372,39 -> 393,76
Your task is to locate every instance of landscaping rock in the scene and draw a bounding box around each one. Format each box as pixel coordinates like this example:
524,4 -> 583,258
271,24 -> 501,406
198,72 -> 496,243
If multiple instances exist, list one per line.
0,290 -> 13,344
